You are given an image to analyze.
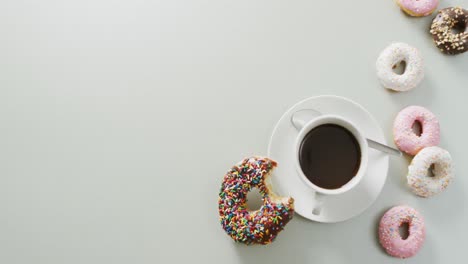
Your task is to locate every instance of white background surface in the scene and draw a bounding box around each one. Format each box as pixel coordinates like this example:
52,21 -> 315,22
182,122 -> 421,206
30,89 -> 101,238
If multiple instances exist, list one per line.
1,0 -> 467,263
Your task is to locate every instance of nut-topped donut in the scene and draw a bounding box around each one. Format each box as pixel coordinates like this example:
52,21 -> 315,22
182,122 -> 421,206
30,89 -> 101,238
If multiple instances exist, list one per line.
430,7 -> 468,55
218,157 -> 294,245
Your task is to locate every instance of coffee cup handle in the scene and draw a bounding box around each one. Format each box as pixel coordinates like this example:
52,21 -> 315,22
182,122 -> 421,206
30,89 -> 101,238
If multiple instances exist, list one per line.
292,109 -> 325,215
312,192 -> 326,215
291,109 -> 322,130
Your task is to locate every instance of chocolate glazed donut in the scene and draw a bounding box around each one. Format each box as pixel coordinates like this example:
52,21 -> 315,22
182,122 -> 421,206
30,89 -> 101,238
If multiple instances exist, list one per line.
430,7 -> 468,55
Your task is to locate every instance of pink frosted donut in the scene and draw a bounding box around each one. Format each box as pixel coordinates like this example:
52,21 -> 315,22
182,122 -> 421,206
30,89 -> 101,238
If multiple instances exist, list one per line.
396,0 -> 438,17
393,106 -> 440,155
379,205 -> 425,258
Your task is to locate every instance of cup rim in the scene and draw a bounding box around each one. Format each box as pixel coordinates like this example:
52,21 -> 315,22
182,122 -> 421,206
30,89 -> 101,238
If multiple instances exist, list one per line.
294,114 -> 369,196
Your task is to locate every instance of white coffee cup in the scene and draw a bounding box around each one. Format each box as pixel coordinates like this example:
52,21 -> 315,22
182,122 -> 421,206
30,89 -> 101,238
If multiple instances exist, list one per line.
292,110 -> 369,215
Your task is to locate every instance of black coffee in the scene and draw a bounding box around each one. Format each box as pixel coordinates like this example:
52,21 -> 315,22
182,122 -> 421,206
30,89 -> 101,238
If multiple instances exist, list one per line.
299,124 -> 361,189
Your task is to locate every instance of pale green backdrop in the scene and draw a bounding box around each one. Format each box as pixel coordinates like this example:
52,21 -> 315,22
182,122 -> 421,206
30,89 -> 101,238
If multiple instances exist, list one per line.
0,0 -> 467,263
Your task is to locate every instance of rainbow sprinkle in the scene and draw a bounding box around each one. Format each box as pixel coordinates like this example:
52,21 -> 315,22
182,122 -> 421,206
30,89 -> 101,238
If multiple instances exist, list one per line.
218,157 -> 294,245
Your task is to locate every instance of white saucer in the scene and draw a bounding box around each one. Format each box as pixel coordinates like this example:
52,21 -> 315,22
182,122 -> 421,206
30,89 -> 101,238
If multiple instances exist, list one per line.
267,95 -> 389,223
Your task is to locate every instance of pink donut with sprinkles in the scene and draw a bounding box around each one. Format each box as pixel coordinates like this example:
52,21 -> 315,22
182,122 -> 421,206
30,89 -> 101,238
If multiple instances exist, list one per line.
396,0 -> 439,17
218,157 -> 294,245
393,106 -> 440,155
379,205 -> 425,258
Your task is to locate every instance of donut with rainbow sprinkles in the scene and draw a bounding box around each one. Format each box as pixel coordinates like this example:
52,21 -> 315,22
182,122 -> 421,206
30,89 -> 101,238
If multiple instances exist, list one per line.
218,157 -> 294,245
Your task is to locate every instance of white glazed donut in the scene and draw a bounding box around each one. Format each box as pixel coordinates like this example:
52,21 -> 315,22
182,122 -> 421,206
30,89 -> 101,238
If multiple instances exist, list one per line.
376,43 -> 424,92
407,146 -> 453,198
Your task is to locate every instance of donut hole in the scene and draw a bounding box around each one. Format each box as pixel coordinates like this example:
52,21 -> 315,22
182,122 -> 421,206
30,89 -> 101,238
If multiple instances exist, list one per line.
451,21 -> 466,35
246,188 -> 263,211
399,222 -> 410,240
412,121 -> 423,136
392,60 -> 407,75
428,163 -> 436,177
